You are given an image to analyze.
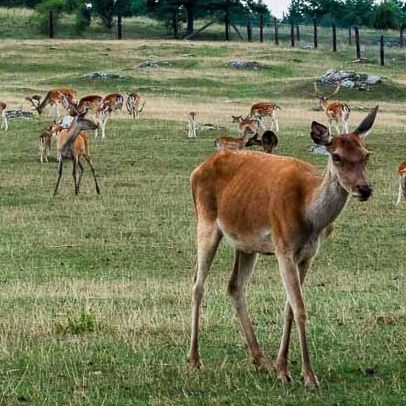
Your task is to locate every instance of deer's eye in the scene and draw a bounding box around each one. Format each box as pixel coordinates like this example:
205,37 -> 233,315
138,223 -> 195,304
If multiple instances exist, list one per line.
332,154 -> 342,164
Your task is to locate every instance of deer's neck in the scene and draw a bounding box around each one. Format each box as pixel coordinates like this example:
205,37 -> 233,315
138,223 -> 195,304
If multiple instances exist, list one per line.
60,124 -> 80,153
306,160 -> 350,233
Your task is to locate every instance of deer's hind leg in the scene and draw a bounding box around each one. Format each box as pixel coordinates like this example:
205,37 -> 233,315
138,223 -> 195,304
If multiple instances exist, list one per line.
188,220 -> 222,369
228,250 -> 268,368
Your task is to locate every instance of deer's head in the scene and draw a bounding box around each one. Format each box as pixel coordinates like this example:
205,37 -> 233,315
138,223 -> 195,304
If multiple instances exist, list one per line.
311,106 -> 378,201
73,112 -> 99,131
314,82 -> 341,105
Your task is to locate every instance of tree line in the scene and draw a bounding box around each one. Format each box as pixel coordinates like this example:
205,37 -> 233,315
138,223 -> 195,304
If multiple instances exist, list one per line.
286,0 -> 406,30
0,0 -> 405,36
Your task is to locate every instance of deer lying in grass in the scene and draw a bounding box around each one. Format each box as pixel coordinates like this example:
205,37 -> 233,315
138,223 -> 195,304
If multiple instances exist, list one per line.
250,102 -> 281,132
126,91 -> 145,118
314,82 -> 351,134
396,160 -> 406,206
232,115 -> 264,135
0,101 -> 8,131
215,130 -> 251,151
26,88 -> 77,119
246,130 -> 279,154
188,106 -> 378,387
53,111 -> 100,196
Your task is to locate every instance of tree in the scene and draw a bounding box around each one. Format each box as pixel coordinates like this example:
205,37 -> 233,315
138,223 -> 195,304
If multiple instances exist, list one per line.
373,0 -> 405,30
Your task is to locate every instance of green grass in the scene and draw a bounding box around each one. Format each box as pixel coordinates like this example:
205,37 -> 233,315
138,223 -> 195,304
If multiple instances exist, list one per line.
0,37 -> 405,405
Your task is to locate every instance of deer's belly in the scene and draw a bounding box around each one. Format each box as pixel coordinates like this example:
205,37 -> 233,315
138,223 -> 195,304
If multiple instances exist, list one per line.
217,219 -> 274,254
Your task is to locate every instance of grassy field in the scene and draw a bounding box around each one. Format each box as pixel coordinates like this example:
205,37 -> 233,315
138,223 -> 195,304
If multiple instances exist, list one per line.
0,37 -> 405,405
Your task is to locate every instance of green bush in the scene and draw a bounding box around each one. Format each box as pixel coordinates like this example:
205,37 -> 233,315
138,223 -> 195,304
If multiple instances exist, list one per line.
34,0 -> 66,34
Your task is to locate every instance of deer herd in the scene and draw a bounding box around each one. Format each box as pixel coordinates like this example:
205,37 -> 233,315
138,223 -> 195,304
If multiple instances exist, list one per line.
0,78 -> 404,388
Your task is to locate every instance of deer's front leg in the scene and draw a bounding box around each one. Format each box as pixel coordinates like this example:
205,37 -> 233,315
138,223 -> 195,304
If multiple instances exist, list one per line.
277,254 -> 319,388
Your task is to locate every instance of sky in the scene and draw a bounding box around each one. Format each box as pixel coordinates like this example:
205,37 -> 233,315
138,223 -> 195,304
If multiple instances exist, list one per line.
265,0 -> 291,18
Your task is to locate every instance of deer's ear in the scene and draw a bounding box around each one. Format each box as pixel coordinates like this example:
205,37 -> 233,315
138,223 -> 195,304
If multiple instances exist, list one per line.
353,106 -> 378,138
262,131 -> 278,148
311,121 -> 332,146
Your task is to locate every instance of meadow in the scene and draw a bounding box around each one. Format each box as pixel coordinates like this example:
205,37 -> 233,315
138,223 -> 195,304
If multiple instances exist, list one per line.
0,34 -> 405,405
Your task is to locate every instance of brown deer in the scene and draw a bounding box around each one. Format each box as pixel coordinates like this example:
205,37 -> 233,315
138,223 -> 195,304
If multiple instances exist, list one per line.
232,115 -> 263,135
0,101 -> 8,131
103,93 -> 124,113
396,160 -> 406,206
314,82 -> 351,135
126,91 -> 145,118
187,111 -> 197,138
77,95 -> 104,113
250,102 -> 281,132
26,88 -> 77,119
39,126 -> 54,163
188,107 -> 378,387
215,130 -> 251,151
246,130 -> 279,154
53,111 -> 100,196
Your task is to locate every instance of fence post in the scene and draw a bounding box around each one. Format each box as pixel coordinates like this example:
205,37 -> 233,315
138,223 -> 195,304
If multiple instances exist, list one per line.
332,23 -> 337,52
225,10 -> 230,40
313,18 -> 318,48
290,21 -> 295,47
348,27 -> 352,45
247,15 -> 252,42
400,24 -> 404,48
259,12 -> 264,43
117,15 -> 122,39
380,34 -> 384,66
296,24 -> 300,41
274,17 -> 279,45
49,10 -> 54,38
354,26 -> 361,59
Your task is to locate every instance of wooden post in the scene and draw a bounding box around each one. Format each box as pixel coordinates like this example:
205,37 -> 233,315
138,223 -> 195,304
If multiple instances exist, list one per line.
117,15 -> 122,39
348,27 -> 352,45
380,34 -> 384,66
225,1 -> 230,41
172,7 -> 179,39
332,23 -> 337,52
313,17 -> 318,49
290,21 -> 295,47
247,15 -> 252,42
49,10 -> 54,38
400,24 -> 404,48
296,24 -> 300,41
354,26 -> 361,59
259,12 -> 264,43
274,17 -> 279,45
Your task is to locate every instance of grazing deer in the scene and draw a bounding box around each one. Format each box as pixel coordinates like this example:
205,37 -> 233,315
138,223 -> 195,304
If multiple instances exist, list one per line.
25,88 -> 77,119
314,82 -> 351,135
103,93 -> 124,113
53,104 -> 100,196
77,95 -> 104,114
126,91 -> 145,118
250,102 -> 280,132
187,111 -> 197,138
246,130 -> 279,154
396,160 -> 406,206
215,130 -> 251,151
188,107 -> 378,387
0,101 -> 8,131
232,115 -> 263,135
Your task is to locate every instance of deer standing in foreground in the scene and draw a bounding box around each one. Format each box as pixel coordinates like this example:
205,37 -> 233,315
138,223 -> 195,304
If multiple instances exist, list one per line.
396,160 -> 406,205
245,130 -> 279,154
53,111 -> 100,196
126,91 -> 145,118
0,102 -> 8,131
25,88 -> 77,119
250,102 -> 280,132
187,112 -> 197,138
188,107 -> 378,387
314,82 -> 351,135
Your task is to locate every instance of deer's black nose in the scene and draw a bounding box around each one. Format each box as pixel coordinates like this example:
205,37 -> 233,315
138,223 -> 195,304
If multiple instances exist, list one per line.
357,184 -> 372,201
